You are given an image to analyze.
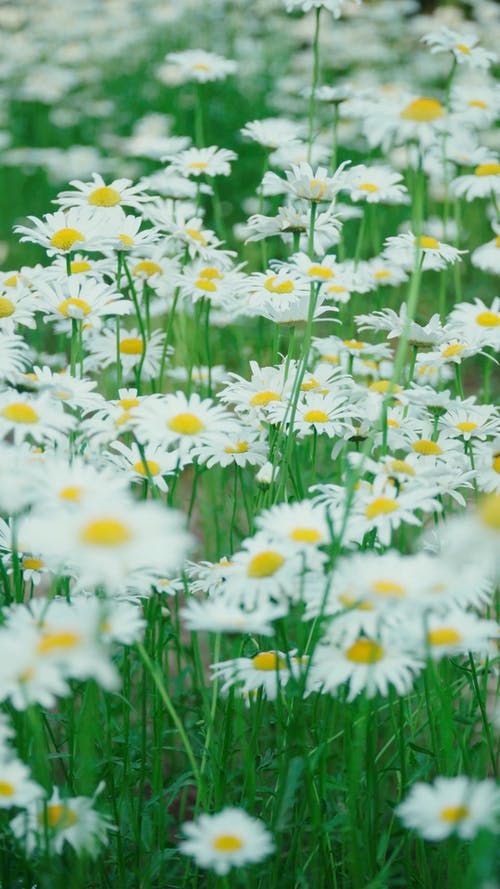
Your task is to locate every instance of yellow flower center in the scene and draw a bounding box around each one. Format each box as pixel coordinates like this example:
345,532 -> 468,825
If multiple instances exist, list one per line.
358,182 -> 379,192
168,412 -> 205,435
493,455 -> 500,474
308,264 -> 333,278
213,834 -> 243,852
369,380 -> 402,394
374,270 -> 392,279
339,593 -> 373,611
57,297 -> 92,318
247,551 -> 285,578
370,580 -> 406,597
80,518 -> 132,546
119,233 -> 134,247
474,163 -> 500,177
440,805 -> 470,823
50,228 -> 86,251
400,97 -> 445,122
40,804 -> 79,829
417,235 -> 440,250
476,311 -> 499,327
132,459 -> 161,477
224,440 -> 249,454
320,354 -> 339,363
343,339 -> 364,349
0,295 -> 17,319
303,409 -> 329,424
346,638 -> 384,663
193,63 -> 210,71
427,627 -> 462,646
59,485 -> 83,502
365,497 -> 399,519
442,343 -> 465,358
387,419 -> 400,428
132,260 -> 162,278
200,267 -> 223,279
468,99 -> 488,109
390,459 -> 414,476
120,337 -> 143,355
23,557 -> 45,570
264,275 -> 294,294
188,161 -> 209,170
327,285 -> 347,294
3,274 -> 17,286
88,186 -> 121,207
309,179 -> 327,199
252,651 -> 287,670
184,228 -> 207,246
455,43 -> 471,55
479,493 -> 500,529
2,403 -> 39,424
195,278 -> 217,292
455,421 -> 478,433
289,527 -> 321,543
0,782 -> 15,797
250,390 -> 281,407
496,235 -> 500,248
412,439 -> 443,456
118,397 -> 140,410
37,631 -> 81,655
70,260 -> 92,274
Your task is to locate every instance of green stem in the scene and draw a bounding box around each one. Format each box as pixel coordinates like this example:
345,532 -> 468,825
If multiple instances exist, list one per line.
307,8 -> 321,163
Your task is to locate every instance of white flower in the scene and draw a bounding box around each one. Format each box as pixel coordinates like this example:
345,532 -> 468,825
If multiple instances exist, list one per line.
241,118 -> 303,150
179,808 -> 274,875
342,164 -> 409,204
283,0 -> 361,18
15,207 -> 111,256
0,757 -> 43,809
263,161 -> 349,203
451,160 -> 500,201
54,173 -> 149,211
446,298 -> 500,350
383,231 -> 467,272
471,232 -> 500,275
421,28 -> 497,70
166,146 -> 237,178
180,599 -> 286,635
162,50 -> 236,84
396,777 -> 500,840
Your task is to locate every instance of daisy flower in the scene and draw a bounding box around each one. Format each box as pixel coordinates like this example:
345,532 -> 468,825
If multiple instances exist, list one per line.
180,599 -> 286,635
360,257 -> 409,290
38,276 -> 130,327
54,173 -> 149,211
222,534 -> 302,609
355,305 -> 443,346
241,117 -> 303,150
440,403 -> 500,442
471,231 -> 500,275
133,391 -> 234,454
166,146 -> 237,178
271,390 -> 357,440
84,326 -> 168,381
283,0 -> 361,17
263,161 -> 349,203
162,50 -> 237,84
219,360 -> 295,419
421,28 -> 497,70
446,298 -> 500,350
0,285 -> 39,331
0,757 -> 43,809
107,440 -> 180,492
0,392 -> 74,446
383,231 -> 466,272
15,207 -> 110,256
450,82 -> 500,128
396,777 -> 500,840
346,477 -> 440,547
191,426 -> 268,469
179,808 -> 274,875
342,164 -> 409,204
414,608 -> 498,661
211,650 -> 301,701
450,159 -> 500,201
0,331 -> 31,377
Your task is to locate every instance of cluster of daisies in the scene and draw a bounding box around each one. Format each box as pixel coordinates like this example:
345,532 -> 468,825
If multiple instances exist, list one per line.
0,0 -> 499,879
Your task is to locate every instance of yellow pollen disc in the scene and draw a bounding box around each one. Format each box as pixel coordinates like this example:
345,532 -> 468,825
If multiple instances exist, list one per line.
4,274 -> 17,286
303,409 -> 329,424
120,337 -> 143,355
118,397 -> 140,410
417,235 -> 440,250
442,343 -> 465,358
264,275 -> 294,294
80,518 -> 132,546
37,631 -> 81,655
193,63 -> 210,71
70,260 -> 92,274
321,354 -> 339,363
346,638 -> 384,663
50,228 -> 86,251
309,179 -> 327,198
412,439 -> 443,456
301,377 -> 320,391
474,163 -> 500,176
115,411 -> 132,428
252,651 -> 286,670
132,260 -> 162,278
88,185 -> 121,207
343,339 -> 364,349
358,182 -> 379,192
440,805 -> 470,823
339,593 -> 373,611
59,485 -> 83,502
247,551 -> 284,578
195,278 -> 217,292
493,455 -> 500,474
370,580 -> 406,597
327,285 -> 347,293
365,497 -> 399,519
188,161 -> 208,169
40,804 -> 79,829
289,527 -> 321,543
199,267 -> 223,280
476,311 -> 500,327
0,782 -> 15,797
23,557 -> 45,570
2,403 -> 39,424
469,99 -> 488,109
119,233 -> 134,247
390,459 -> 414,476
427,627 -> 462,646
184,228 -> 207,246
496,235 -> 500,248
374,270 -> 392,279
168,412 -> 205,435
479,493 -> 500,529
57,297 -> 92,318
250,390 -> 281,407
456,421 -> 478,433
308,264 -> 333,278
369,380 -> 402,394
387,419 -> 399,428
400,97 -> 445,122
213,834 -> 243,852
224,440 -> 249,454
0,297 -> 15,317
132,459 -> 161,477
455,43 -> 471,55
